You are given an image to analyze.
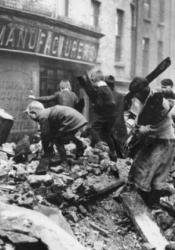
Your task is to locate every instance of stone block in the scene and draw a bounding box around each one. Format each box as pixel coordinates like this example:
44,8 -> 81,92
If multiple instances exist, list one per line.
27,174 -> 53,187
87,154 -> 99,164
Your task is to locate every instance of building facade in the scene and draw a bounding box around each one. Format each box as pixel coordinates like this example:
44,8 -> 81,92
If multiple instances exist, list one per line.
134,0 -> 175,89
0,0 -> 103,136
0,0 -> 134,137
1,0 -> 175,138
95,0 -> 133,92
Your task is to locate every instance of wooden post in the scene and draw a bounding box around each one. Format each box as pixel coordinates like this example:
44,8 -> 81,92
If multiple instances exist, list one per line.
121,191 -> 168,250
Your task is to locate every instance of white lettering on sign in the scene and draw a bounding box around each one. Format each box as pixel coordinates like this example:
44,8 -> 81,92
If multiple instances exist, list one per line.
36,29 -> 47,53
0,22 -> 98,63
44,31 -> 52,55
51,35 -> 59,55
17,25 -> 28,49
28,27 -> 38,50
5,25 -> 15,47
0,25 -> 6,45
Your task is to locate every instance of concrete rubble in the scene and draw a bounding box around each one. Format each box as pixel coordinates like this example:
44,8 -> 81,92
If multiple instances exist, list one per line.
0,137 -> 175,249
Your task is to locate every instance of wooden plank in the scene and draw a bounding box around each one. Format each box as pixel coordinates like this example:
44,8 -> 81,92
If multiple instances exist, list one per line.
121,191 -> 168,250
78,179 -> 125,203
146,57 -> 171,83
89,221 -> 109,237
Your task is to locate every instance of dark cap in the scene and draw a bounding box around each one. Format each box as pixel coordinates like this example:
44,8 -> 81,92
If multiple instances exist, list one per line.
161,78 -> 173,87
129,77 -> 149,93
105,75 -> 116,90
105,75 -> 116,84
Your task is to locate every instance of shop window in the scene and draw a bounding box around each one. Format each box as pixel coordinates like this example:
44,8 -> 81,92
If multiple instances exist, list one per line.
157,41 -> 163,63
115,9 -> 124,62
92,0 -> 101,28
40,66 -> 70,107
159,0 -> 165,23
40,68 -> 58,96
142,37 -> 150,76
143,0 -> 151,20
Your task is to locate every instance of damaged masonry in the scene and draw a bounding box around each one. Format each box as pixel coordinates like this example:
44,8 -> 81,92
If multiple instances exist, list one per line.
0,106 -> 175,250
0,125 -> 131,250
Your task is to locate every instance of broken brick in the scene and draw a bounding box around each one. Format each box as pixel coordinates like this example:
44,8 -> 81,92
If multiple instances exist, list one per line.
27,174 -> 53,187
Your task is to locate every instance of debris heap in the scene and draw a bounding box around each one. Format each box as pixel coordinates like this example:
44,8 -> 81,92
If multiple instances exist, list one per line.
1,137 -> 175,250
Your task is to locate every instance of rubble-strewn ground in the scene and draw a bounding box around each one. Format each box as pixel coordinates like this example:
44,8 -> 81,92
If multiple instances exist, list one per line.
0,138 -> 175,249
69,196 -> 143,250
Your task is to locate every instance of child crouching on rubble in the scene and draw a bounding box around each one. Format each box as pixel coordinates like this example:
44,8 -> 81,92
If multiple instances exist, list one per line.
125,77 -> 175,208
25,101 -> 87,172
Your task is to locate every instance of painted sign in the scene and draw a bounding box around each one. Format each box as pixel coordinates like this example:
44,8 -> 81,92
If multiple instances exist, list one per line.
0,21 -> 98,64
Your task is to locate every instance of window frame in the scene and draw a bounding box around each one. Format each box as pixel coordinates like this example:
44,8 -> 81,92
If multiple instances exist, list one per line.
143,0 -> 151,21
157,40 -> 163,63
115,9 -> 124,62
91,0 -> 101,28
159,0 -> 165,24
142,37 -> 150,76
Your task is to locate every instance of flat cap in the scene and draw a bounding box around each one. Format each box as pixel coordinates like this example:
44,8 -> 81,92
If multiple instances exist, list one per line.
161,78 -> 173,87
129,77 -> 149,93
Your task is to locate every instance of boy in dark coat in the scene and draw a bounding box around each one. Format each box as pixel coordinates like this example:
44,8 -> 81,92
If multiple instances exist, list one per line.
29,80 -> 84,112
105,75 -> 127,157
25,101 -> 87,165
78,71 -> 117,161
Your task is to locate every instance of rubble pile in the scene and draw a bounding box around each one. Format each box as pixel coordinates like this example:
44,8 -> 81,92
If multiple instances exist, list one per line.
0,139 -> 123,208
70,196 -> 143,250
2,137 -> 175,249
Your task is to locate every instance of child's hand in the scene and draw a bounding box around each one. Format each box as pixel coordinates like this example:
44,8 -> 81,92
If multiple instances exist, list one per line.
28,95 -> 36,100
